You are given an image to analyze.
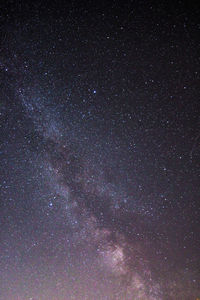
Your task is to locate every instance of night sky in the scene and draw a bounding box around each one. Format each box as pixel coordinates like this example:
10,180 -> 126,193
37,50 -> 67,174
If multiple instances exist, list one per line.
0,1 -> 200,299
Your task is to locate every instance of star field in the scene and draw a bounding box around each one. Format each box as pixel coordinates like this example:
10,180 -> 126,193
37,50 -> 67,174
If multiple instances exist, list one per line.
0,1 -> 200,299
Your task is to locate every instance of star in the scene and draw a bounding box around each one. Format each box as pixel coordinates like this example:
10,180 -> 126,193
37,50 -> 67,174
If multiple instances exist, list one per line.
0,1 -> 199,299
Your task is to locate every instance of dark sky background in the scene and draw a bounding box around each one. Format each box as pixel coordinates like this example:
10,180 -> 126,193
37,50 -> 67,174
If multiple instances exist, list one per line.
0,1 -> 200,299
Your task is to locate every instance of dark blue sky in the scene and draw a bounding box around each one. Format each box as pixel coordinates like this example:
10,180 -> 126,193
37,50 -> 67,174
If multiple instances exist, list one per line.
0,1 -> 199,299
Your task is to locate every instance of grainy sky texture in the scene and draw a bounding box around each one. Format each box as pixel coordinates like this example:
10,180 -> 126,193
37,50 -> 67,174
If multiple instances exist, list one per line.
0,1 -> 200,299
